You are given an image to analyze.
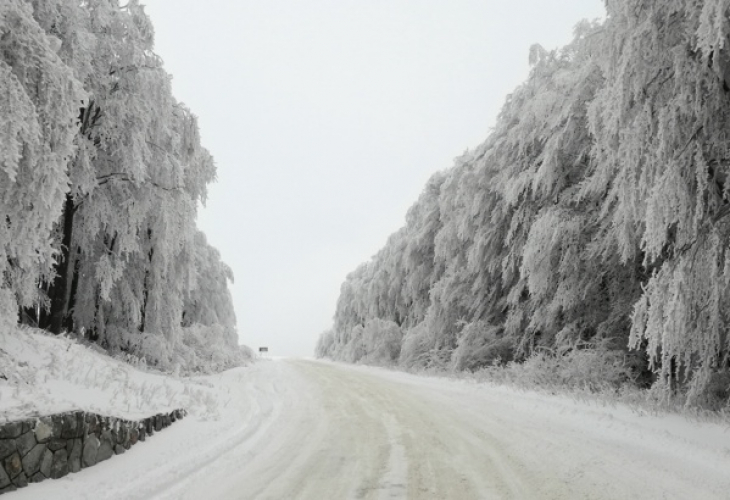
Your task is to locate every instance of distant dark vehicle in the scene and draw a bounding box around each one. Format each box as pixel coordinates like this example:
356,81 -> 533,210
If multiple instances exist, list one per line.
259,347 -> 269,353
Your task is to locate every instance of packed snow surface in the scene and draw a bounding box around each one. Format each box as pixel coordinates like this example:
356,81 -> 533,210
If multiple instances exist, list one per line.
4,346 -> 730,499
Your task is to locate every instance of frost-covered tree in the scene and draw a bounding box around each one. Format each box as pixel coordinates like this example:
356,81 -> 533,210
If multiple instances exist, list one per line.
183,231 -> 237,333
29,0 -> 215,342
320,1 -> 730,405
22,0 -> 219,347
590,0 -> 730,399
1,0 -> 240,373
492,21 -> 644,358
0,0 -> 83,319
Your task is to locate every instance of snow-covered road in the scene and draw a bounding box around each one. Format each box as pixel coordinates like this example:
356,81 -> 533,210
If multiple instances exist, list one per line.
12,359 -> 730,499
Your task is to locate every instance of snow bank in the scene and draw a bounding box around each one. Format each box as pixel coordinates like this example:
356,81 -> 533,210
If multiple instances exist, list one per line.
0,326 -> 245,422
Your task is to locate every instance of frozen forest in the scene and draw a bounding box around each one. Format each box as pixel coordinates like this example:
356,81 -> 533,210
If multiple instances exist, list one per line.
4,2 -> 730,496
317,1 -> 730,408
0,0 -> 244,373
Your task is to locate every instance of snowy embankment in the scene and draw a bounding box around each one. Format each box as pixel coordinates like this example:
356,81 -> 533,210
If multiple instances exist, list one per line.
0,327 -> 255,498
3,328 -> 730,499
0,327 -> 225,422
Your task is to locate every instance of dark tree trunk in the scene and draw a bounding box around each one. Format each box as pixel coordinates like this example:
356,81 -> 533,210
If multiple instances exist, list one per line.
45,100 -> 102,334
48,194 -> 76,334
140,231 -> 154,332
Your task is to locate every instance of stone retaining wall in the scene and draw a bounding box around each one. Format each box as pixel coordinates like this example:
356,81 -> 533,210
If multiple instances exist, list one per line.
0,409 -> 185,495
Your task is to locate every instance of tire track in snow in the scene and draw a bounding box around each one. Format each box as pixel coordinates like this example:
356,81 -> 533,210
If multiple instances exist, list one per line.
15,358 -> 730,499
156,359 -> 730,500
291,360 -> 539,499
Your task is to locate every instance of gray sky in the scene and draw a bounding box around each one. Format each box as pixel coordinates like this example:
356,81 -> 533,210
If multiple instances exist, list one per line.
143,0 -> 605,357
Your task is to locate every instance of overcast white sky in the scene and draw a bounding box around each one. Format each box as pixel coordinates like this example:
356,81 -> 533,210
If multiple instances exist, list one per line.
143,0 -> 605,357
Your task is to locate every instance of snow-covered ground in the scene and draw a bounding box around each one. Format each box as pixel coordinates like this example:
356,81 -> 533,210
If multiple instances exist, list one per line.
3,329 -> 730,499
0,328 -> 224,422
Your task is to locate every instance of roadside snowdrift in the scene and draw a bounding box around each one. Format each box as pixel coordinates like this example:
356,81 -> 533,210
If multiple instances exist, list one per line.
0,326 -> 249,422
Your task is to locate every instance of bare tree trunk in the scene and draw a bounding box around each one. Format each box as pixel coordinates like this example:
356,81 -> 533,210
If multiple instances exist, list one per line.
48,194 -> 76,334
141,229 -> 154,332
